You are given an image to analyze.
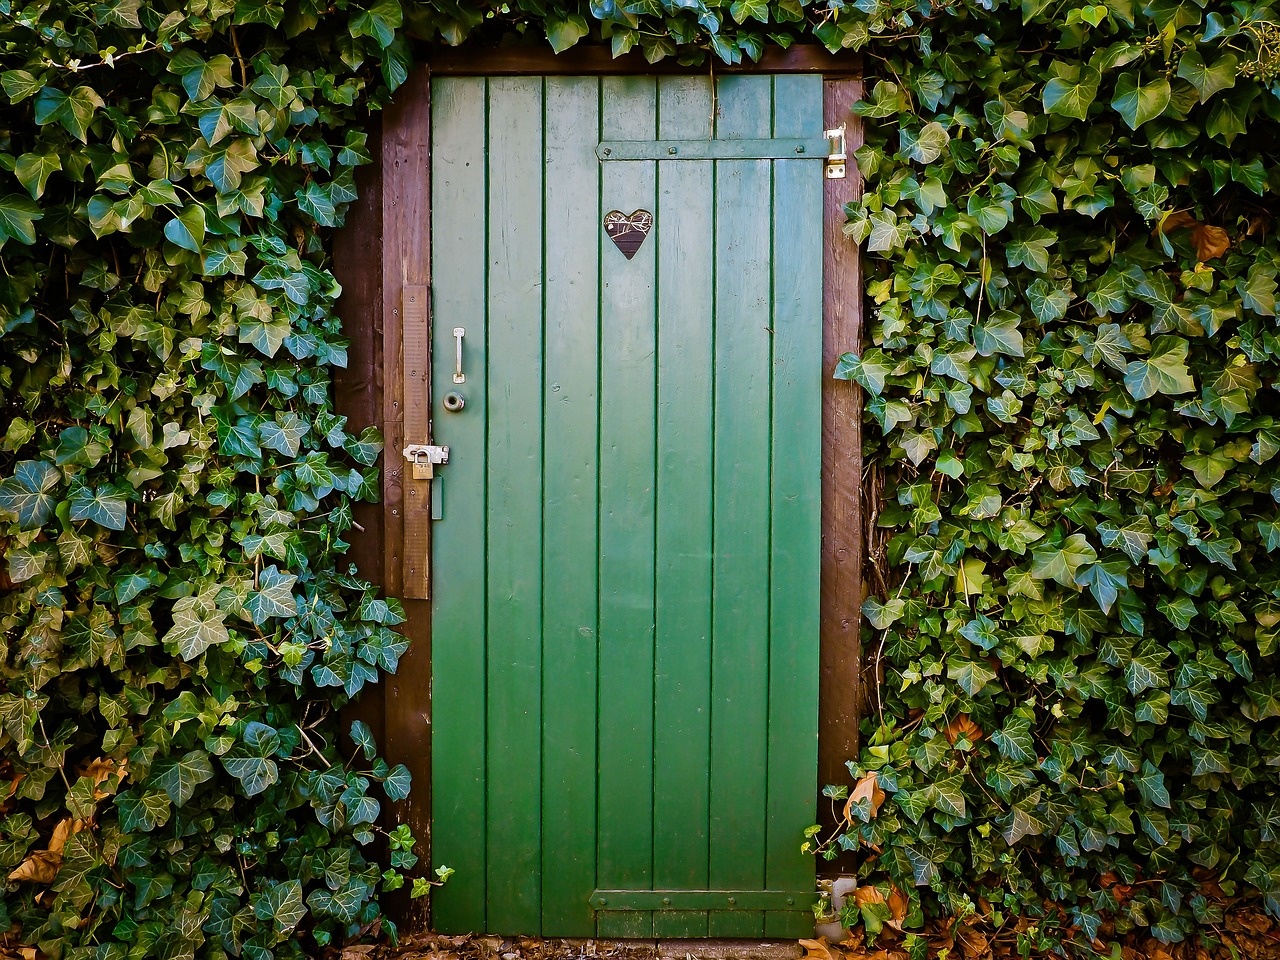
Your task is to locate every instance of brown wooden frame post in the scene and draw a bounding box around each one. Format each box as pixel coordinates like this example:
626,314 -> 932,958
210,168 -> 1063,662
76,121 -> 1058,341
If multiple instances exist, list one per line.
380,64 -> 434,931
819,74 -> 865,827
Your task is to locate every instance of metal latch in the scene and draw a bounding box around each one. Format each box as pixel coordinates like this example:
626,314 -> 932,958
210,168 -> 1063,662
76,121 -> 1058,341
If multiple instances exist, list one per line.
403,444 -> 449,480
825,124 -> 847,180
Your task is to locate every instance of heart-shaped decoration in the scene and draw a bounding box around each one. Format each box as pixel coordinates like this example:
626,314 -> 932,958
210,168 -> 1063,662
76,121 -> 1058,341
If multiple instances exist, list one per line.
604,209 -> 653,260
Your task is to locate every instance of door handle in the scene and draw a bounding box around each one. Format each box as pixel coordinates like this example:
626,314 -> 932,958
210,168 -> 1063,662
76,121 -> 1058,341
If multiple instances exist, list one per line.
453,327 -> 466,383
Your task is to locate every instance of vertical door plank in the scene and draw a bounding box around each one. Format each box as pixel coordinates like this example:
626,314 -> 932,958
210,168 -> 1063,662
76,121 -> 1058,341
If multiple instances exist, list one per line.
541,75 -> 602,937
765,73 -> 824,939
708,73 -> 773,940
651,74 -> 715,941
818,76 -> 865,848
484,76 -> 546,935
596,75 -> 658,940
428,76 -> 489,935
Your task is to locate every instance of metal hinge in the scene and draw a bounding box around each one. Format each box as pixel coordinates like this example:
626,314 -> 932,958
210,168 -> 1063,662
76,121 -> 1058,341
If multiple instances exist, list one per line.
825,124 -> 847,180
403,444 -> 449,480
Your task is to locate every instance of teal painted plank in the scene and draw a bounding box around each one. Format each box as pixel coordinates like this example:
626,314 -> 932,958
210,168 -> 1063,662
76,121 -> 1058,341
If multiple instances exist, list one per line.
541,75 -> 602,937
596,75 -> 658,941
707,73 -> 774,942
429,75 -> 489,935
484,76 -> 545,935
765,74 -> 823,944
652,73 -> 715,943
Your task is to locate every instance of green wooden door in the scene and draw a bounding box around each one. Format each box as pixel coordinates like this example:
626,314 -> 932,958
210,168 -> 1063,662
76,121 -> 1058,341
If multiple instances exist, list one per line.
429,73 -> 824,938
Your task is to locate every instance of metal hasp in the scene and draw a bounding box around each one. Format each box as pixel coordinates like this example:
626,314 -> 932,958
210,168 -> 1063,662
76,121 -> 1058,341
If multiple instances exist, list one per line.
825,124 -> 847,179
403,443 -> 450,480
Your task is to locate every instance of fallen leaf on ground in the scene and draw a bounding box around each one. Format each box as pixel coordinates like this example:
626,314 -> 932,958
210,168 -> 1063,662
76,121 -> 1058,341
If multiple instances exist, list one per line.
8,850 -> 60,885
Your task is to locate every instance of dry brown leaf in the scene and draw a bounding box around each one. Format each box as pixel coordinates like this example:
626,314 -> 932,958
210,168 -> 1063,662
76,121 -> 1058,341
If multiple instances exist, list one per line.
1158,210 -> 1198,234
956,927 -> 989,960
340,947 -> 377,960
798,937 -> 836,960
844,774 -> 885,823
854,886 -> 883,906
887,886 -> 909,924
47,818 -> 84,856
78,758 -> 128,799
8,851 -> 60,885
945,714 -> 983,745
1193,223 -> 1230,261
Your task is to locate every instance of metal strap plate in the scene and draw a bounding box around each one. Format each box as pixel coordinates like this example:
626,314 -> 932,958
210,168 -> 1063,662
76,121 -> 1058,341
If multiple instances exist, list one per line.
597,138 -> 831,161
590,889 -> 817,911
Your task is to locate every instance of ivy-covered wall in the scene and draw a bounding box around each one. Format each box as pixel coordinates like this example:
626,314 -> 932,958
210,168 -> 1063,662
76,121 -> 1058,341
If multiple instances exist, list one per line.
1,0 -> 1278,954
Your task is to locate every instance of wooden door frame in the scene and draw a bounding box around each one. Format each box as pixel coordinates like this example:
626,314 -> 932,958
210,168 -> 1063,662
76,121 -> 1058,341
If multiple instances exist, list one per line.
332,48 -> 864,930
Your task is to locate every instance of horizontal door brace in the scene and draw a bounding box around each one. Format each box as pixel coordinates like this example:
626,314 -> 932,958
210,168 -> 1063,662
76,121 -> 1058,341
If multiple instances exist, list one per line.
597,138 -> 831,161
590,889 -> 818,912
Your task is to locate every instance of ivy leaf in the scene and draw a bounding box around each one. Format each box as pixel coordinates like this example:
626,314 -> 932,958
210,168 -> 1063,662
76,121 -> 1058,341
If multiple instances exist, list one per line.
1005,227 -> 1056,272
1,70 -> 44,103
259,413 -> 310,458
1176,50 -> 1237,102
69,485 -> 129,531
384,764 -> 412,801
149,750 -> 215,807
256,880 -> 306,934
245,565 -> 299,625
863,597 -> 905,630
0,461 -> 60,530
222,755 -> 279,797
163,592 -> 230,661
164,205 -> 206,253
729,0 -> 769,22
973,312 -> 1025,357
1124,335 -> 1194,399
1042,64 -> 1101,119
238,315 -> 292,358
33,85 -> 103,141
947,658 -> 998,695
999,803 -> 1050,845
903,121 -> 950,164
116,790 -> 172,833
931,776 -> 966,817
167,51 -> 234,102
834,348 -> 893,395
14,153 -> 61,200
0,194 -> 44,247
350,720 -> 377,760
1026,279 -> 1071,323
1097,518 -> 1152,563
1031,533 -> 1097,586
544,13 -> 589,52
1111,72 -> 1171,130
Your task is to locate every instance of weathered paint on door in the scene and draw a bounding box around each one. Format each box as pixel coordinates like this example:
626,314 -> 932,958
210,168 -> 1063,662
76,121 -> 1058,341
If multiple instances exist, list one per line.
429,73 -> 824,938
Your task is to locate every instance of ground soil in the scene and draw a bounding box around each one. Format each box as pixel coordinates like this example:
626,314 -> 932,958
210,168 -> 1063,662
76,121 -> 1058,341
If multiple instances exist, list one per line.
352,909 -> 1280,960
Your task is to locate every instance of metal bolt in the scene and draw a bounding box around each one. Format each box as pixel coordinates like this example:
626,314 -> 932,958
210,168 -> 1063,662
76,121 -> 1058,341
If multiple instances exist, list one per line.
786,898 -> 795,906
602,148 -> 612,156
727,897 -> 737,906
598,898 -> 607,906
796,145 -> 805,153
662,897 -> 671,906
668,146 -> 677,155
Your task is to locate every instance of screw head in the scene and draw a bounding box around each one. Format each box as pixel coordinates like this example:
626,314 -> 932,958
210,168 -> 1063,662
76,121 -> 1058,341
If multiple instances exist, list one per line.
603,147 -> 612,156
668,146 -> 677,155
796,145 -> 805,153
662,897 -> 671,906
727,897 -> 737,906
